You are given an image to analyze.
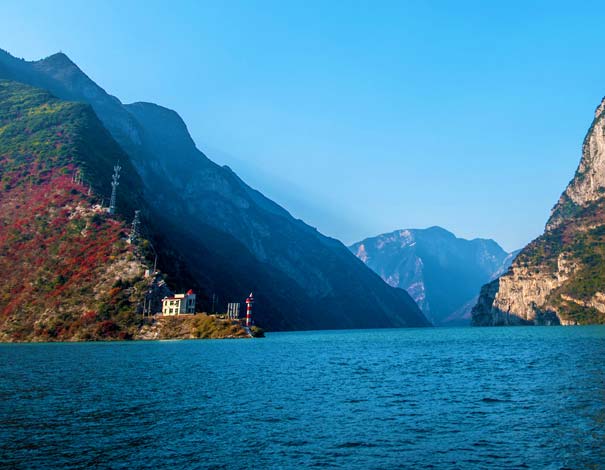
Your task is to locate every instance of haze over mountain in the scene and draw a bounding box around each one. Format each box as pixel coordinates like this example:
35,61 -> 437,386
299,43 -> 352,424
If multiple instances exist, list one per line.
0,49 -> 429,331
473,97 -> 605,326
350,227 -> 517,325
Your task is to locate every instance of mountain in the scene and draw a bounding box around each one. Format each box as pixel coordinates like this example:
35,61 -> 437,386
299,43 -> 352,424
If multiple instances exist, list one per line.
349,227 -> 516,325
0,79 -> 152,340
472,97 -> 605,326
0,49 -> 429,331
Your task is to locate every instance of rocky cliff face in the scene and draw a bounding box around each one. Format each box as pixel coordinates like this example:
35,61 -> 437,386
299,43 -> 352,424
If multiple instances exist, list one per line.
0,49 -> 429,330
472,98 -> 605,326
548,99 -> 605,229
350,227 -> 515,325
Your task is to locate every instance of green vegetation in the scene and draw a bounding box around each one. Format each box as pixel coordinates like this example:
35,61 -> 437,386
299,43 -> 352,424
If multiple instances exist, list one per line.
548,296 -> 605,325
515,229 -> 564,271
191,315 -> 249,339
250,325 -> 265,338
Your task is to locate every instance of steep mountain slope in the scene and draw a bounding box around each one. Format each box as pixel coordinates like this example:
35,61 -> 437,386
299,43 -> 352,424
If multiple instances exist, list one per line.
472,97 -> 605,326
0,49 -> 429,330
350,227 -> 514,325
0,80 -> 151,341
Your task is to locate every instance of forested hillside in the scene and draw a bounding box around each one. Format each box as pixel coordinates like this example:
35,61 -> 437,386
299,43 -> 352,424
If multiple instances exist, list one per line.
0,80 -> 151,340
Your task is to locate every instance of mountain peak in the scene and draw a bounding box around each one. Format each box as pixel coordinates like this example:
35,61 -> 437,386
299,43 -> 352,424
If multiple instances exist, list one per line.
37,52 -> 79,70
44,51 -> 73,62
422,225 -> 456,237
595,96 -> 605,118
125,101 -> 186,129
349,227 -> 511,325
548,95 -> 605,230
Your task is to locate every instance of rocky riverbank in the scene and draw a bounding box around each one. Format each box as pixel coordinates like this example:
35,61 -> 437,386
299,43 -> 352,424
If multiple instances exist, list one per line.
135,314 -> 264,340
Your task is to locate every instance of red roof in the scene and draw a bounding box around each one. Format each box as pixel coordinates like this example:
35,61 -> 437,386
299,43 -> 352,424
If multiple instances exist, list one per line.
186,289 -> 195,295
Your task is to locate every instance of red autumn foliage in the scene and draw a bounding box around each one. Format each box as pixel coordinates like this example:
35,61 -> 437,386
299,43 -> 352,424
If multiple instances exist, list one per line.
95,320 -> 119,337
0,164 -> 137,340
81,311 -> 97,324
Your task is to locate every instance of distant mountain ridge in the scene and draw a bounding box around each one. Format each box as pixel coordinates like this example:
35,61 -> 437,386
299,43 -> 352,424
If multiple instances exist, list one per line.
350,227 -> 516,325
0,48 -> 429,330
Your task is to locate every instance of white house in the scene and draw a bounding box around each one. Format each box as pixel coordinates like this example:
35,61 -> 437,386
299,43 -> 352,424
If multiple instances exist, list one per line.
161,290 -> 196,315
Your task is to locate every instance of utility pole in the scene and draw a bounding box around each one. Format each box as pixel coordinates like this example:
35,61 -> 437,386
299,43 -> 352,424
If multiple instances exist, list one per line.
109,163 -> 121,215
144,290 -> 153,317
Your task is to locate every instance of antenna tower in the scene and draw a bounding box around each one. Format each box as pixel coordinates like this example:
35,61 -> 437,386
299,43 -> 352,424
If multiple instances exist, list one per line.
73,169 -> 82,185
109,163 -> 121,215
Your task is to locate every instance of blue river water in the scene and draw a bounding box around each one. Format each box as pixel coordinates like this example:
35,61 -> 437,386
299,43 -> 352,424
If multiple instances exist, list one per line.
1,326 -> 604,469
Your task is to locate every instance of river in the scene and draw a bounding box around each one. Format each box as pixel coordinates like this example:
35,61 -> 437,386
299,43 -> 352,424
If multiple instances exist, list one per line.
1,326 -> 604,469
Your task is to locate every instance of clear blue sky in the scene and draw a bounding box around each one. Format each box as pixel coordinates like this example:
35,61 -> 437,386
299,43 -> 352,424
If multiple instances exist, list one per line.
2,0 -> 605,251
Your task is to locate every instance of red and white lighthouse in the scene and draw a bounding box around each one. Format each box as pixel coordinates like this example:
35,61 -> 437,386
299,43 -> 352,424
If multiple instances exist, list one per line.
245,292 -> 254,327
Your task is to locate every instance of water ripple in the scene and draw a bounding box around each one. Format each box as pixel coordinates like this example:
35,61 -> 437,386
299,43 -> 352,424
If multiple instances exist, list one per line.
0,326 -> 604,469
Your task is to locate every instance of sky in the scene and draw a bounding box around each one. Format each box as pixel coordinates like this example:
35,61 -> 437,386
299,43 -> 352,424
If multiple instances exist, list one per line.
2,1 -> 605,251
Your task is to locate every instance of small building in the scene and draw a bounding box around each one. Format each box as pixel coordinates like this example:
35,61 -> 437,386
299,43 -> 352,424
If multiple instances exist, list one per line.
161,289 -> 196,315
